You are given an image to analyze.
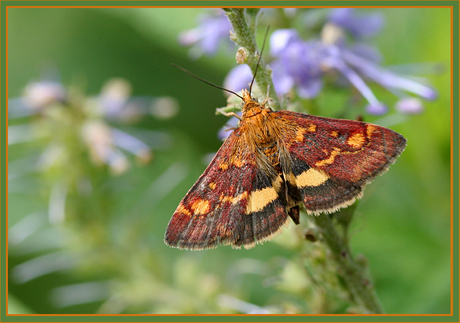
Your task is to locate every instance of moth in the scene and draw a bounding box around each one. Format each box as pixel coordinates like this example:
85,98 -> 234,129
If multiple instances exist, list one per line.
165,31 -> 407,250
164,84 -> 406,250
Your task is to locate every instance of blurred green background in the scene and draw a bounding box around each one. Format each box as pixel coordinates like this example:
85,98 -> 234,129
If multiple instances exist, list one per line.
7,8 -> 451,314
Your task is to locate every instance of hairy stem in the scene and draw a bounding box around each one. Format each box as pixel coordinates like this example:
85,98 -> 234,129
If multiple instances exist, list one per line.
223,8 -> 280,110
224,8 -> 383,314
312,213 -> 384,314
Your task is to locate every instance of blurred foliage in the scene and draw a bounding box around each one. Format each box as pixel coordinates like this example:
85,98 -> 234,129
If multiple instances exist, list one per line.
7,8 -> 451,314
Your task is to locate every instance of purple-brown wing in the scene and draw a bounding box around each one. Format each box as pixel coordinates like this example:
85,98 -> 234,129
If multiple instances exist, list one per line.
275,110 -> 407,215
164,128 -> 289,250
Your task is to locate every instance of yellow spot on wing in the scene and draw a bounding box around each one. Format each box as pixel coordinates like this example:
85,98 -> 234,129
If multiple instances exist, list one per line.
315,149 -> 340,167
295,128 -> 307,142
176,203 -> 191,216
246,187 -> 278,214
296,168 -> 329,187
307,124 -> 317,132
347,132 -> 366,148
285,172 -> 297,186
220,192 -> 248,204
209,182 -> 216,190
366,124 -> 376,138
191,199 -> 210,215
273,175 -> 283,191
219,163 -> 228,170
331,131 -> 338,137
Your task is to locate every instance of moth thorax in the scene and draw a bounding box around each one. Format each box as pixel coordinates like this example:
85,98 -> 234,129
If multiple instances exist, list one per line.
241,100 -> 262,116
247,114 -> 278,149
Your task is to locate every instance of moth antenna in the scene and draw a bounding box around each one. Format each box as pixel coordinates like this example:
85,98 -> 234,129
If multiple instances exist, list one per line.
249,25 -> 270,96
171,63 -> 244,100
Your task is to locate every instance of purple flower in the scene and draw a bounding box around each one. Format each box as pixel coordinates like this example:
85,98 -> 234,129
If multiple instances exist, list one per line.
270,29 -> 324,98
97,79 -> 180,123
98,78 -> 131,118
268,20 -> 437,115
395,97 -> 424,114
341,50 -> 438,100
366,102 -> 388,115
81,120 -> 153,174
223,64 -> 253,94
179,9 -> 234,57
218,112 -> 241,141
328,8 -> 384,39
23,81 -> 66,111
270,29 -> 301,57
320,44 -> 386,114
348,43 -> 382,64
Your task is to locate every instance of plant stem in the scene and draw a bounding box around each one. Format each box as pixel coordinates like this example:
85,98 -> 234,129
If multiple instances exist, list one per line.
224,8 -> 384,314
223,8 -> 281,110
312,213 -> 384,314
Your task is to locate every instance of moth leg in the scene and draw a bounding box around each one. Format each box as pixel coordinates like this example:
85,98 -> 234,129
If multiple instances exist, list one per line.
216,108 -> 242,120
261,84 -> 271,107
288,205 -> 300,225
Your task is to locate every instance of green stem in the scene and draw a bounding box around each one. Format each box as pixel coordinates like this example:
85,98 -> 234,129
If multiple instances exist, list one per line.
312,213 -> 384,314
224,8 -> 383,313
224,8 -> 281,110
